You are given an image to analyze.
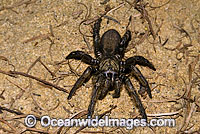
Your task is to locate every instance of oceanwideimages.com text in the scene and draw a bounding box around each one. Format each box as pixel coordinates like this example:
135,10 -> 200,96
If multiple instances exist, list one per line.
25,115 -> 176,129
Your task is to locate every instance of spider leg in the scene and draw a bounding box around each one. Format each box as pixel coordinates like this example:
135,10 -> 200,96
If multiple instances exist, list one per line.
67,66 -> 94,100
138,84 -> 146,97
125,56 -> 156,71
93,18 -> 103,58
98,79 -> 109,100
119,30 -> 131,57
87,75 -> 104,118
131,66 -> 152,98
112,78 -> 121,98
66,51 -> 99,66
124,76 -> 147,120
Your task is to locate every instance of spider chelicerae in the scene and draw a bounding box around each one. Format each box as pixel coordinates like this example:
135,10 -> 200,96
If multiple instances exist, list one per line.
66,18 -> 156,120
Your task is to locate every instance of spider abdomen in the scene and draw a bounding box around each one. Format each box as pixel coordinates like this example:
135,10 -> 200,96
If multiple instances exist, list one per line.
100,29 -> 121,55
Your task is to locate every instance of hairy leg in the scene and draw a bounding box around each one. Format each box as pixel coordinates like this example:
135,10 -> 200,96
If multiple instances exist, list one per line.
93,18 -> 102,58
67,66 -> 94,100
131,66 -> 152,98
124,76 -> 147,120
112,78 -> 121,98
118,30 -> 131,58
66,51 -> 99,66
125,56 -> 156,71
98,78 -> 109,100
87,75 -> 104,118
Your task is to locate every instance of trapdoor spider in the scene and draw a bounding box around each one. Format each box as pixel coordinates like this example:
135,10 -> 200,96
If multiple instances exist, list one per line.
66,18 -> 156,120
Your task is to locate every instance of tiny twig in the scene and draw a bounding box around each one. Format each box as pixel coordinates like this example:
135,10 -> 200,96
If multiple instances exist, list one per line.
161,38 -> 169,46
0,118 -> 17,132
147,109 -> 182,117
0,106 -> 23,115
67,60 -> 80,77
24,127 -> 49,134
0,56 -> 15,71
107,2 -> 125,15
0,69 -> 17,78
0,90 -> 5,100
99,105 -> 117,118
0,106 -> 41,121
178,103 -> 196,133
4,114 -> 27,121
77,2 -> 90,20
149,0 -> 171,9
0,0 -> 37,12
70,109 -> 88,119
78,2 -> 125,38
9,71 -> 69,93
39,59 -> 56,77
62,110 -> 88,133
104,15 -> 120,24
72,9 -> 83,19
173,24 -> 192,45
83,35 -> 92,51
135,30 -> 149,46
23,33 -> 51,44
100,0 -> 110,5
135,2 -> 156,40
27,57 -> 41,74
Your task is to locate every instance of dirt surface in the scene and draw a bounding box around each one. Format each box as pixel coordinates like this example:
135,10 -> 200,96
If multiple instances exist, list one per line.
0,0 -> 200,133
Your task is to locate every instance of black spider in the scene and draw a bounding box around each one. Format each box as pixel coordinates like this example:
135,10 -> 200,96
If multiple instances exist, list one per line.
66,18 -> 156,120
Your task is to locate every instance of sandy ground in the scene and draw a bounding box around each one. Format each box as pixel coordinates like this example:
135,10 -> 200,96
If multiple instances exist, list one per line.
0,0 -> 200,133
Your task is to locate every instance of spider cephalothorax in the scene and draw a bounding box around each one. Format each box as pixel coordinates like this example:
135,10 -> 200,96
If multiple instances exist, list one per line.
66,18 -> 156,120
